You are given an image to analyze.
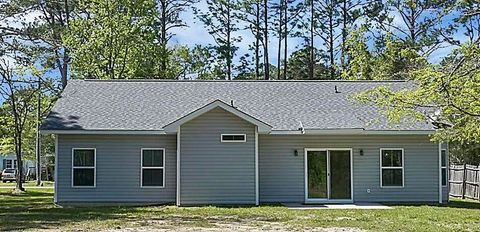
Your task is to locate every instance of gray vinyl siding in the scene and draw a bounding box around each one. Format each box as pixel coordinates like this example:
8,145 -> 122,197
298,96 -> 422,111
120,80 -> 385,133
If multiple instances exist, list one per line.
259,135 -> 441,203
56,134 -> 176,204
179,107 -> 256,205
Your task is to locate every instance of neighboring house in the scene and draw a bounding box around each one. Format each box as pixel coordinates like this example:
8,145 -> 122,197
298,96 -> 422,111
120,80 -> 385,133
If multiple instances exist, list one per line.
40,80 -> 449,205
0,154 -> 35,174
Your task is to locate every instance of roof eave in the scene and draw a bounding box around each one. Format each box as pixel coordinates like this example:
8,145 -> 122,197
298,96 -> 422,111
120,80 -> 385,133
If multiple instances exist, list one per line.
40,129 -> 166,135
270,129 -> 434,135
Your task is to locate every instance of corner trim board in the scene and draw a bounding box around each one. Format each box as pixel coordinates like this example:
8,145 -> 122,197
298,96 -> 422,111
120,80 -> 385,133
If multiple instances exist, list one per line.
438,142 -> 442,203
176,127 -> 181,206
54,135 -> 58,203
255,126 -> 259,205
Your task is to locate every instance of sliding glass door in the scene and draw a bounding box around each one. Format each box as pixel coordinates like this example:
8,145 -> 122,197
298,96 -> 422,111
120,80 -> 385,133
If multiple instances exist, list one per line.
306,149 -> 352,202
307,151 -> 328,199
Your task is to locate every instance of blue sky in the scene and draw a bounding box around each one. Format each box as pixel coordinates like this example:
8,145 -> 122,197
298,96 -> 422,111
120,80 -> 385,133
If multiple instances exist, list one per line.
169,1 -> 464,66
0,1 -> 470,90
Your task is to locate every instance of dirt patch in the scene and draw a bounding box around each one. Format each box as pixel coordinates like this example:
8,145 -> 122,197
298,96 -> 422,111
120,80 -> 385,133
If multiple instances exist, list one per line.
104,220 -> 364,232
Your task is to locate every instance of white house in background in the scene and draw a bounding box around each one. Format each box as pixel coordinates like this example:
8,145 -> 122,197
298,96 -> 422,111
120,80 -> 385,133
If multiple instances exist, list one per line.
0,154 -> 35,173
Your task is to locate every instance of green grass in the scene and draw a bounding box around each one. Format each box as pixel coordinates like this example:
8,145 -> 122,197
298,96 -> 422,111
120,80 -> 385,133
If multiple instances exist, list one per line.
1,188 -> 480,231
0,181 -> 54,187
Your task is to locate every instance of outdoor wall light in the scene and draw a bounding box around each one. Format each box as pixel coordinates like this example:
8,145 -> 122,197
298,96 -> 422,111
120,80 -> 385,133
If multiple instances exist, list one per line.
294,150 -> 298,156
360,149 -> 364,156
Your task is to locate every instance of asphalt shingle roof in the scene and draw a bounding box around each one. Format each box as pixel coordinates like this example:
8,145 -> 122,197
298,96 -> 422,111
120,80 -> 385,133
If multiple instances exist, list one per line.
40,79 -> 434,132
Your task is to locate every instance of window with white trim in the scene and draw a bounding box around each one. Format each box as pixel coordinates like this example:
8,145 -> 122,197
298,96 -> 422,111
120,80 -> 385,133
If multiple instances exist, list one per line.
72,149 -> 95,187
141,148 -> 165,187
221,134 -> 246,142
380,149 -> 404,187
441,149 -> 447,186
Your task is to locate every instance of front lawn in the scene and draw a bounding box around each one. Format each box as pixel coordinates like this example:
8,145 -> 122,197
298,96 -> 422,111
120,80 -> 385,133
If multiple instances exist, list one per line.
0,188 -> 479,231
0,181 -> 54,187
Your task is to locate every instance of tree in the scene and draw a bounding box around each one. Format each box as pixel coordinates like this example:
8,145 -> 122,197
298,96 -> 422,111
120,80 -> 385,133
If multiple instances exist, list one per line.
195,0 -> 240,80
356,41 -> 479,144
312,0 -> 341,79
153,0 -> 197,79
238,0 -> 264,79
286,45 -> 329,79
64,0 -> 158,79
341,27 -> 421,80
263,0 -> 270,80
0,61 -> 38,192
377,0 -> 455,57
0,0 -> 76,89
166,45 -> 222,80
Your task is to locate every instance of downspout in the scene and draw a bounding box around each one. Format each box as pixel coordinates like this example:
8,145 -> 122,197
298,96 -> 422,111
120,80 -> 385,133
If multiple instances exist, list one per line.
438,142 -> 442,203
176,127 -> 181,206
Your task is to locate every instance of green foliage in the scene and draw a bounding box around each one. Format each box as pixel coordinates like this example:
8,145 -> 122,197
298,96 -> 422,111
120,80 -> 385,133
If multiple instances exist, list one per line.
0,89 -> 55,160
341,28 -> 425,80
194,0 -> 241,80
356,42 -> 480,144
64,0 -> 158,79
341,27 -> 372,80
286,45 -> 329,79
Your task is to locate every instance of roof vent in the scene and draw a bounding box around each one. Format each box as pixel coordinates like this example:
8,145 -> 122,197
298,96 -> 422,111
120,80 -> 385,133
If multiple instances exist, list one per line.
334,85 -> 341,93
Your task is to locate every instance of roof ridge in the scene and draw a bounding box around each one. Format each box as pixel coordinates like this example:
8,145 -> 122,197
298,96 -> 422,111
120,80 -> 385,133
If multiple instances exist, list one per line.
79,79 -> 406,83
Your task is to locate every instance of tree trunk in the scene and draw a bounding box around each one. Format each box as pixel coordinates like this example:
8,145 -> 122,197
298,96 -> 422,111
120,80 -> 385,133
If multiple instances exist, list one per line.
309,0 -> 314,79
255,1 -> 261,80
35,76 -> 42,186
263,0 -> 269,80
329,1 -> 335,79
276,0 -> 283,80
9,87 -> 24,192
161,0 -> 167,79
15,131 -> 24,192
283,0 -> 287,80
58,52 -> 68,89
340,0 -> 347,70
227,0 -> 232,80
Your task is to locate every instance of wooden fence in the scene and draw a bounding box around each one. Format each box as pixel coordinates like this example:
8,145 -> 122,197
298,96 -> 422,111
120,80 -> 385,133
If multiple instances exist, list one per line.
449,164 -> 480,200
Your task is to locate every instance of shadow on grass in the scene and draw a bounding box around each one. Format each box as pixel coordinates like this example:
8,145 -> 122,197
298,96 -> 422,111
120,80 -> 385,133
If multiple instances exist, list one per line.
0,190 -> 283,231
0,190 -> 149,231
0,203 -> 150,231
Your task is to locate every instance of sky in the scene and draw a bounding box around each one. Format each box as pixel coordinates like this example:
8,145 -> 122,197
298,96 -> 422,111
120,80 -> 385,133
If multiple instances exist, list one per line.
0,0 -> 470,88
169,1 -> 464,66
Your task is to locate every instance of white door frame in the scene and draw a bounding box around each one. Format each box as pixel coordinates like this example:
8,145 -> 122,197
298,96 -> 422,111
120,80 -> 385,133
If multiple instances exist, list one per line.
304,148 -> 354,204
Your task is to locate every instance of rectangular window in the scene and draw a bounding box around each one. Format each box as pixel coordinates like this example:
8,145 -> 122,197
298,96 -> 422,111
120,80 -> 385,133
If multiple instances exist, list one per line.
72,148 -> 96,187
441,149 -> 447,186
5,160 -> 13,169
141,148 -> 165,188
221,134 -> 246,142
380,148 -> 404,188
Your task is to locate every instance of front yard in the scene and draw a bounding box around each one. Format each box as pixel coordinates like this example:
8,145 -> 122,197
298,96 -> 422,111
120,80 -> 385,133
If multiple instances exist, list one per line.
0,188 -> 479,231
0,181 -> 54,187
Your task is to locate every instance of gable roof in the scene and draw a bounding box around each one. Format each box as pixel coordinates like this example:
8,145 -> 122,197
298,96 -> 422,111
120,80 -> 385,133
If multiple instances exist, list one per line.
40,79 -> 434,134
163,100 -> 272,134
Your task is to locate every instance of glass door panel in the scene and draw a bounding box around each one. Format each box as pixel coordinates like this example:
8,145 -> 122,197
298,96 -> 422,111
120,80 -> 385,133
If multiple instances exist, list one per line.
307,151 -> 328,199
329,150 -> 351,199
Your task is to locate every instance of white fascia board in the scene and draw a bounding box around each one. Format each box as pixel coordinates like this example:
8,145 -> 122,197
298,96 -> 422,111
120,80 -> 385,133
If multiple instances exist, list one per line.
40,130 -> 166,135
270,129 -> 434,135
163,100 -> 272,134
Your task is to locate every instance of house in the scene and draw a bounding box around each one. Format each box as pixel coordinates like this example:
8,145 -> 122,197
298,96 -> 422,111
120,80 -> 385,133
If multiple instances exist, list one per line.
40,79 -> 449,205
1,154 -> 35,175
